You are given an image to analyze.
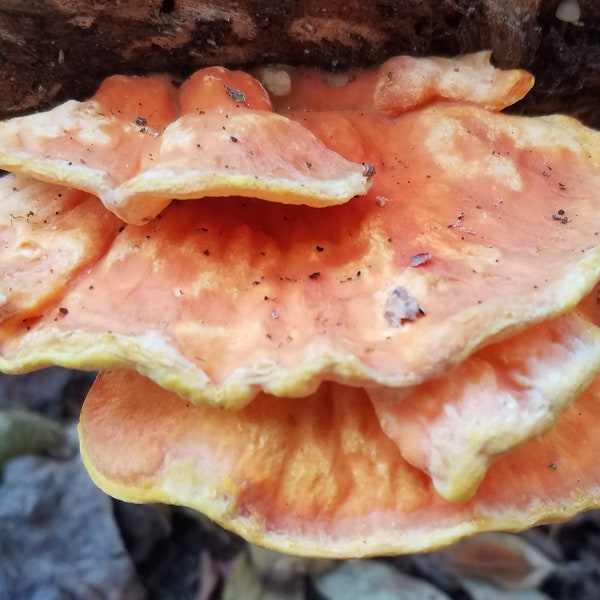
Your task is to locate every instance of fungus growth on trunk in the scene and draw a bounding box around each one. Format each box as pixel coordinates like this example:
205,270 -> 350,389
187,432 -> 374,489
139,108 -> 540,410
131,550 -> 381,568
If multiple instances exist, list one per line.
1,52 -> 599,557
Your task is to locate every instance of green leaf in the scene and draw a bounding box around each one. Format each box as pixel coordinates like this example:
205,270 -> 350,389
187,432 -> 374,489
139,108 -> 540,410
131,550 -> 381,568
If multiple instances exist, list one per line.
0,409 -> 66,468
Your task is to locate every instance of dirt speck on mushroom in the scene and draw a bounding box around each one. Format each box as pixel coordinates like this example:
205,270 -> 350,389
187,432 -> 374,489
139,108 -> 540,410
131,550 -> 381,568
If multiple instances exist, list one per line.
384,286 -> 424,327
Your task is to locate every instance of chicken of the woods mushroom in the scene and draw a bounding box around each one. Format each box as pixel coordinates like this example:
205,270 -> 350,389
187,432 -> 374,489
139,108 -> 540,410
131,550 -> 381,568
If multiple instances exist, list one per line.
1,51 -> 599,557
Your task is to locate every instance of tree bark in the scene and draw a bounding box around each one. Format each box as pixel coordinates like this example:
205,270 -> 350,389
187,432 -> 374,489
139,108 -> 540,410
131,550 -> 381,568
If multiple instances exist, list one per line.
0,0 -> 598,125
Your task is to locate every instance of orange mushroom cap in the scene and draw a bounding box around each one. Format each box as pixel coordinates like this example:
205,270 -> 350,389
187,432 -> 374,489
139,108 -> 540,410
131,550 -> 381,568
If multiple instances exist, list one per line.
0,68 -> 372,224
373,51 -> 535,115
0,178 -> 121,322
79,365 -> 600,558
370,287 -> 600,502
255,51 -> 534,114
1,78 -> 599,406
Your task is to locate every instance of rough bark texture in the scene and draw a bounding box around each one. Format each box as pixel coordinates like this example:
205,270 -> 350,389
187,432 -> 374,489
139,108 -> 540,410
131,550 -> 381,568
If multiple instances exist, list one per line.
0,0 -> 598,126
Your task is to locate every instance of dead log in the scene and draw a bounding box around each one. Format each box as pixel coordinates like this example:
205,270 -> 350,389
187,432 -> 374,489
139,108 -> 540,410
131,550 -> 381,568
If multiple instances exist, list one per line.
0,0 -> 598,125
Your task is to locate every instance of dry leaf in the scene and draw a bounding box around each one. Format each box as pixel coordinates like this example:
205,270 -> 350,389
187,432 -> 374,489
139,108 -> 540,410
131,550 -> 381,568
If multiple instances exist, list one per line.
313,559 -> 451,600
439,533 -> 556,589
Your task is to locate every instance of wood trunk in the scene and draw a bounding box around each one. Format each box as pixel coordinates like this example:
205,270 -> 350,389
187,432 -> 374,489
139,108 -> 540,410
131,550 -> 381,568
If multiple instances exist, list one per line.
0,0 -> 598,126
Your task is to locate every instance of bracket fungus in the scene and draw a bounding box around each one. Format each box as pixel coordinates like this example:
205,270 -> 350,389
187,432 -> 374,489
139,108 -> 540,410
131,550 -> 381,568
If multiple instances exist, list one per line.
1,52 -> 600,557
0,67 -> 372,225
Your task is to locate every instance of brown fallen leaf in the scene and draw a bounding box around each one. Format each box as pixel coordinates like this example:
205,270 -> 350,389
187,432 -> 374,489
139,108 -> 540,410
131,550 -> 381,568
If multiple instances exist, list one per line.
439,532 -> 556,590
